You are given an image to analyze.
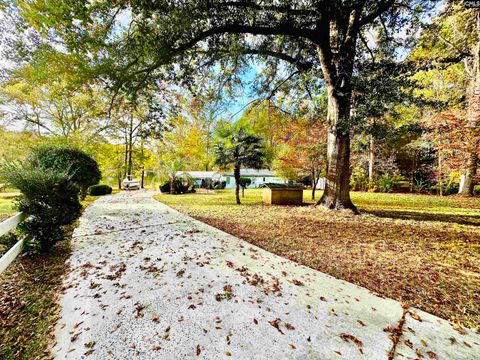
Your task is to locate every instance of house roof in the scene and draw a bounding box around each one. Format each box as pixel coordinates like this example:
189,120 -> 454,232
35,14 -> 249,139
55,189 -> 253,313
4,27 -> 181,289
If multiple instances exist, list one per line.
176,169 -> 278,178
221,168 -> 276,177
176,171 -> 221,179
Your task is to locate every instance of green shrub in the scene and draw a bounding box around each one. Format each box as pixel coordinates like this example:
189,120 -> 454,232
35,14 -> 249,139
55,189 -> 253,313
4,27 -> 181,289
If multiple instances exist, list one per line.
368,180 -> 378,192
0,162 -> 82,253
159,179 -> 194,194
431,179 -> 460,196
88,184 -> 112,196
377,174 -> 395,193
29,145 -> 101,200
159,182 -> 171,193
0,232 -> 19,257
444,176 -> 460,195
238,177 -> 251,197
239,177 -> 252,188
350,167 -> 369,191
444,181 -> 459,195
474,185 -> 480,196
411,179 -> 428,193
210,180 -> 226,189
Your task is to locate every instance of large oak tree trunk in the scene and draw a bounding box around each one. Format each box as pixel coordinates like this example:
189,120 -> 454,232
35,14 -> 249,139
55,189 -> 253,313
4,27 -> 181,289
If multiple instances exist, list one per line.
459,153 -> 478,195
234,165 -> 241,205
459,22 -> 480,196
315,9 -> 361,212
317,87 -> 357,212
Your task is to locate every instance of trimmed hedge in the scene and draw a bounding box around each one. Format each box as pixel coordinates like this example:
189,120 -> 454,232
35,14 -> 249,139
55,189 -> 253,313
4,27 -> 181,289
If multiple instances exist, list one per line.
159,181 -> 196,194
239,177 -> 251,188
209,180 -> 226,189
88,184 -> 113,196
159,182 -> 171,193
0,162 -> 82,253
28,145 -> 101,200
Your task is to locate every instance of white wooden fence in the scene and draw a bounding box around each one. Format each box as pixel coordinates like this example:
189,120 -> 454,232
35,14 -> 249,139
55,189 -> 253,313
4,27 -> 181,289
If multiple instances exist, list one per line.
0,212 -> 27,274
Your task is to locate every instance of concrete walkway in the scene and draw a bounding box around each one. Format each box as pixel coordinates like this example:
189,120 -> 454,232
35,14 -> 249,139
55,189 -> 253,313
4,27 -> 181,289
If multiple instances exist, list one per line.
53,190 -> 479,360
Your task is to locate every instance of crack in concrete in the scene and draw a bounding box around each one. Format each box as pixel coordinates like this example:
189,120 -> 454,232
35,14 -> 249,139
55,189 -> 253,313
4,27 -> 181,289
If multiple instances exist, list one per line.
72,220 -> 189,238
387,307 -> 409,360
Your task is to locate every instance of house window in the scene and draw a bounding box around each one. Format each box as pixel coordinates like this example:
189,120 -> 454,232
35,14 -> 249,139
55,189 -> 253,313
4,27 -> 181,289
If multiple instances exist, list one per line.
226,177 -> 230,184
263,177 -> 266,182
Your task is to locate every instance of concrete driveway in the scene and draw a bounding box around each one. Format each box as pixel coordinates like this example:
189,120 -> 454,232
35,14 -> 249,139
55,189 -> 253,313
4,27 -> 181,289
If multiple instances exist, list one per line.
52,190 -> 479,359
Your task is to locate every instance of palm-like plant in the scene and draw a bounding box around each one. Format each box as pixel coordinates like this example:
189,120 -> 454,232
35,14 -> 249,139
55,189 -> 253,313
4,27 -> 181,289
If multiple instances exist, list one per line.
214,123 -> 266,204
160,160 -> 193,194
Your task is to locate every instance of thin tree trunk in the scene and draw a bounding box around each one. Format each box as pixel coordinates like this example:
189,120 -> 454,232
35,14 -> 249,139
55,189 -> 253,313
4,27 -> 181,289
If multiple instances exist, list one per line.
127,142 -> 133,176
311,169 -> 317,200
124,134 -> 128,179
368,136 -> 375,184
205,126 -> 210,171
459,21 -> 480,196
80,185 -> 88,201
234,165 -> 241,205
140,140 -> 145,189
127,118 -> 134,177
116,150 -> 122,189
438,152 -> 443,196
411,150 -> 417,193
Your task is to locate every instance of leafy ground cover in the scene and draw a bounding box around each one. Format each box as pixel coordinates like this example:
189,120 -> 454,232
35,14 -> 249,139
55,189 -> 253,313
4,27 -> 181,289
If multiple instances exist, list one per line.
155,189 -> 480,329
0,192 -> 114,360
0,235 -> 72,360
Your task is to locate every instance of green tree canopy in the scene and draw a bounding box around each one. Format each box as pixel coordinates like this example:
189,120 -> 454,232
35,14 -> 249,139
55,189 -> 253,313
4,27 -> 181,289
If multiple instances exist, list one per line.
9,0 -> 438,211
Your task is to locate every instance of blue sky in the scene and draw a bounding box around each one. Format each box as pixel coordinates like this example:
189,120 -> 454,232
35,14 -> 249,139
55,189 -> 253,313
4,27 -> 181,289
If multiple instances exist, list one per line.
224,66 -> 258,121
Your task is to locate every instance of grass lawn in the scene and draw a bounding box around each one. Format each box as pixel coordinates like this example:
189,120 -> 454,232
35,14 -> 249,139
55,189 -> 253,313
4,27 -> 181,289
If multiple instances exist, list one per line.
0,192 -> 20,222
0,189 -> 120,222
155,189 -> 480,329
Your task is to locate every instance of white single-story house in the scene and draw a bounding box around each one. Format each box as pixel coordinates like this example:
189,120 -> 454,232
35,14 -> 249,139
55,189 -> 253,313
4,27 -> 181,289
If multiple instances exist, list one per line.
221,168 -> 287,189
175,171 -> 221,188
177,169 -> 284,188
177,169 -> 325,190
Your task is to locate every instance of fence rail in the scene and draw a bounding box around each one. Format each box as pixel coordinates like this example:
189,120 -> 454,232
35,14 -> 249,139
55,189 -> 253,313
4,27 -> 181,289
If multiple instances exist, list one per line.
0,212 -> 27,274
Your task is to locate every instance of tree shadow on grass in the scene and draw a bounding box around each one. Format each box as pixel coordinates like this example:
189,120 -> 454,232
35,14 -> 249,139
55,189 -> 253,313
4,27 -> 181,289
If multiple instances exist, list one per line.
361,208 -> 480,226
